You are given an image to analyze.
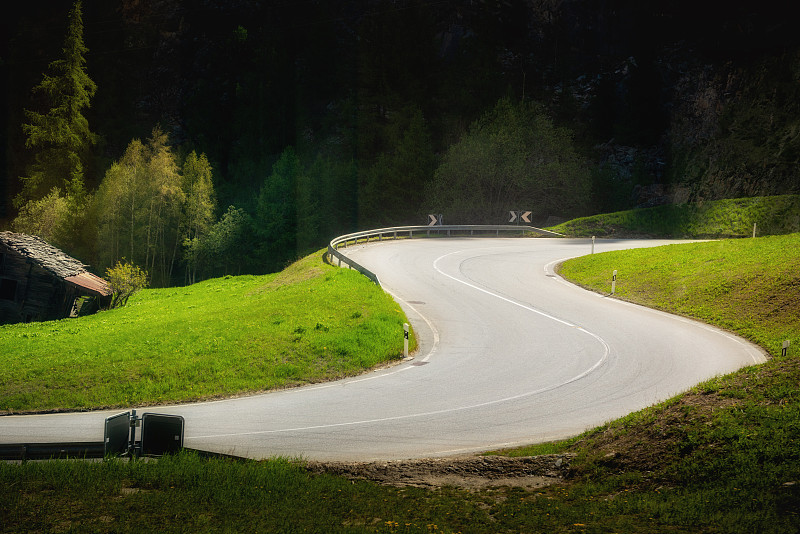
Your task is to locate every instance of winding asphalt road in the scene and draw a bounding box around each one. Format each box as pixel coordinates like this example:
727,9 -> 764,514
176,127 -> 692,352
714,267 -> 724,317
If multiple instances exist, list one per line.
0,238 -> 766,461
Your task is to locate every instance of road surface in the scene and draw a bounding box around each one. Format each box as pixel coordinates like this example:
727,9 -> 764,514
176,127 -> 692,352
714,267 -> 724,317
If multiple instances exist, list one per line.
0,238 -> 766,460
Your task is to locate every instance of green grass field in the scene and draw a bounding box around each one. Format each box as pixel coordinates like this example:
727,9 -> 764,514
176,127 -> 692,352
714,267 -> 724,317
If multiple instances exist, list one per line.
549,194 -> 800,238
0,251 -> 415,413
2,233 -> 799,533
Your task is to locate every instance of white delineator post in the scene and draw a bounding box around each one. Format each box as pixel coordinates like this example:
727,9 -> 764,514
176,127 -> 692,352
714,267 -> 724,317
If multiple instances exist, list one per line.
611,270 -> 617,295
404,323 -> 409,359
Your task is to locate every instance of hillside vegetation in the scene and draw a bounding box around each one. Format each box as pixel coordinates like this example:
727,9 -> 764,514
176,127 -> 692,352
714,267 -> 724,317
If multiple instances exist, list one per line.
549,194 -> 800,238
0,252 -> 413,413
2,234 -> 798,532
501,232 -> 800,532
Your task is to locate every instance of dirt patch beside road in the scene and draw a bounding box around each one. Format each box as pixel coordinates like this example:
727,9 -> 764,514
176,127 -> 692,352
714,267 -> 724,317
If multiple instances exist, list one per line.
305,454 -> 575,490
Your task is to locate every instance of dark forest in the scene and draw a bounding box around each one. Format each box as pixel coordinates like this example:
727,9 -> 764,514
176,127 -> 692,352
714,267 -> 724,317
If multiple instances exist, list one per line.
2,0 -> 799,285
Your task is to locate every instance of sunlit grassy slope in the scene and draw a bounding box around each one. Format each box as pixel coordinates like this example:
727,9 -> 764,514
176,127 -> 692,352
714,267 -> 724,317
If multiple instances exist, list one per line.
558,233 -> 799,356
548,194 -> 800,238
0,251 -> 414,413
3,236 -> 799,533
495,233 -> 800,532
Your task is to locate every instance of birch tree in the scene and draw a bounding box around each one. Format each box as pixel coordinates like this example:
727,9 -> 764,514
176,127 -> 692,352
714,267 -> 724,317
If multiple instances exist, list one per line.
95,127 -> 186,286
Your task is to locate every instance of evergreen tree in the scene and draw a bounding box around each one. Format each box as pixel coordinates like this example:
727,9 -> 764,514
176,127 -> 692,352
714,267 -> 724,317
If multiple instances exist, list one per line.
17,0 -> 96,205
360,107 -> 436,227
256,148 -> 299,272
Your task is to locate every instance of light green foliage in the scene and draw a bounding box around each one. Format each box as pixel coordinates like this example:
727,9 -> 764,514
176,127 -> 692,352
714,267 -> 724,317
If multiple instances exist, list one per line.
105,260 -> 149,309
17,0 -> 96,205
181,151 -> 217,283
11,188 -> 69,244
0,251 -> 411,412
550,194 -> 800,237
425,97 -> 591,223
95,128 -> 202,286
181,151 -> 216,241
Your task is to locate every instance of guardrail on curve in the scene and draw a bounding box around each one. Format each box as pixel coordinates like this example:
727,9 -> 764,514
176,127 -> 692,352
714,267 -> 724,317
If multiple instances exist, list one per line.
326,224 -> 564,286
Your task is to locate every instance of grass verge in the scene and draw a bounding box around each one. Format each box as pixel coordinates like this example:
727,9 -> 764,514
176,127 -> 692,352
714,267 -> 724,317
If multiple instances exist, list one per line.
548,194 -> 800,238
2,236 -> 798,533
495,233 -> 800,532
0,251 -> 415,413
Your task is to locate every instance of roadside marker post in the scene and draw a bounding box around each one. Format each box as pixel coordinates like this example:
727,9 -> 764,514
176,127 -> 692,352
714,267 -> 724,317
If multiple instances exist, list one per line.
403,323 -> 410,359
592,236 -> 595,254
611,270 -> 617,295
753,223 -> 757,238
782,340 -> 791,357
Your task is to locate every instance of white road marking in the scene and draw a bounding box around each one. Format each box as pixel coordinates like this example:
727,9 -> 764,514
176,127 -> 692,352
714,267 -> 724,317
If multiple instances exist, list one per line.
189,247 -> 612,441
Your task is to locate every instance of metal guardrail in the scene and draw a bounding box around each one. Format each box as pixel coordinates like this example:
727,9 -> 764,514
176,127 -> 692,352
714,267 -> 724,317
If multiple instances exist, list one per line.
326,224 -> 564,286
0,441 -> 106,461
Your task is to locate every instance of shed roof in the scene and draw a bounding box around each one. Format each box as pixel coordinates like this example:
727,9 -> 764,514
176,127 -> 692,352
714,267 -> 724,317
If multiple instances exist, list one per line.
0,231 -> 112,296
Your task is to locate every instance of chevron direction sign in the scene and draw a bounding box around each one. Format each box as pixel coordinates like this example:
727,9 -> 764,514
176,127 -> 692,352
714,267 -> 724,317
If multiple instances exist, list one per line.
428,214 -> 443,226
508,211 -> 532,224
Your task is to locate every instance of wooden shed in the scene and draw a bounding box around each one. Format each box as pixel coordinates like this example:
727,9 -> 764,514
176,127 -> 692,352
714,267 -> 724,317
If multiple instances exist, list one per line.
0,232 -> 112,325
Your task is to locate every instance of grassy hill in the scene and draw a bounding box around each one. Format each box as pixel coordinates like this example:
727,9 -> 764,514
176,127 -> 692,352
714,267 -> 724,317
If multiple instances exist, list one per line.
498,232 -> 800,532
2,233 -> 798,532
548,194 -> 800,238
0,252 -> 414,413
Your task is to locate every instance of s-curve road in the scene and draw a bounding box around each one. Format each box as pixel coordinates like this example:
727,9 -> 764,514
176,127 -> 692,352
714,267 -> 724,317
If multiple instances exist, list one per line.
0,238 -> 766,461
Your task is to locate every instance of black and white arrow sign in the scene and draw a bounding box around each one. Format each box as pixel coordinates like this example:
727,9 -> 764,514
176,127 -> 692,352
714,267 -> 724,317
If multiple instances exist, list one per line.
428,214 -> 443,226
509,210 -> 532,224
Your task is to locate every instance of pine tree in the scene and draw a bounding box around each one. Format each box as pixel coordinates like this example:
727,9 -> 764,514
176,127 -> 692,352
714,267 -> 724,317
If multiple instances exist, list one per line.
17,0 -> 97,206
